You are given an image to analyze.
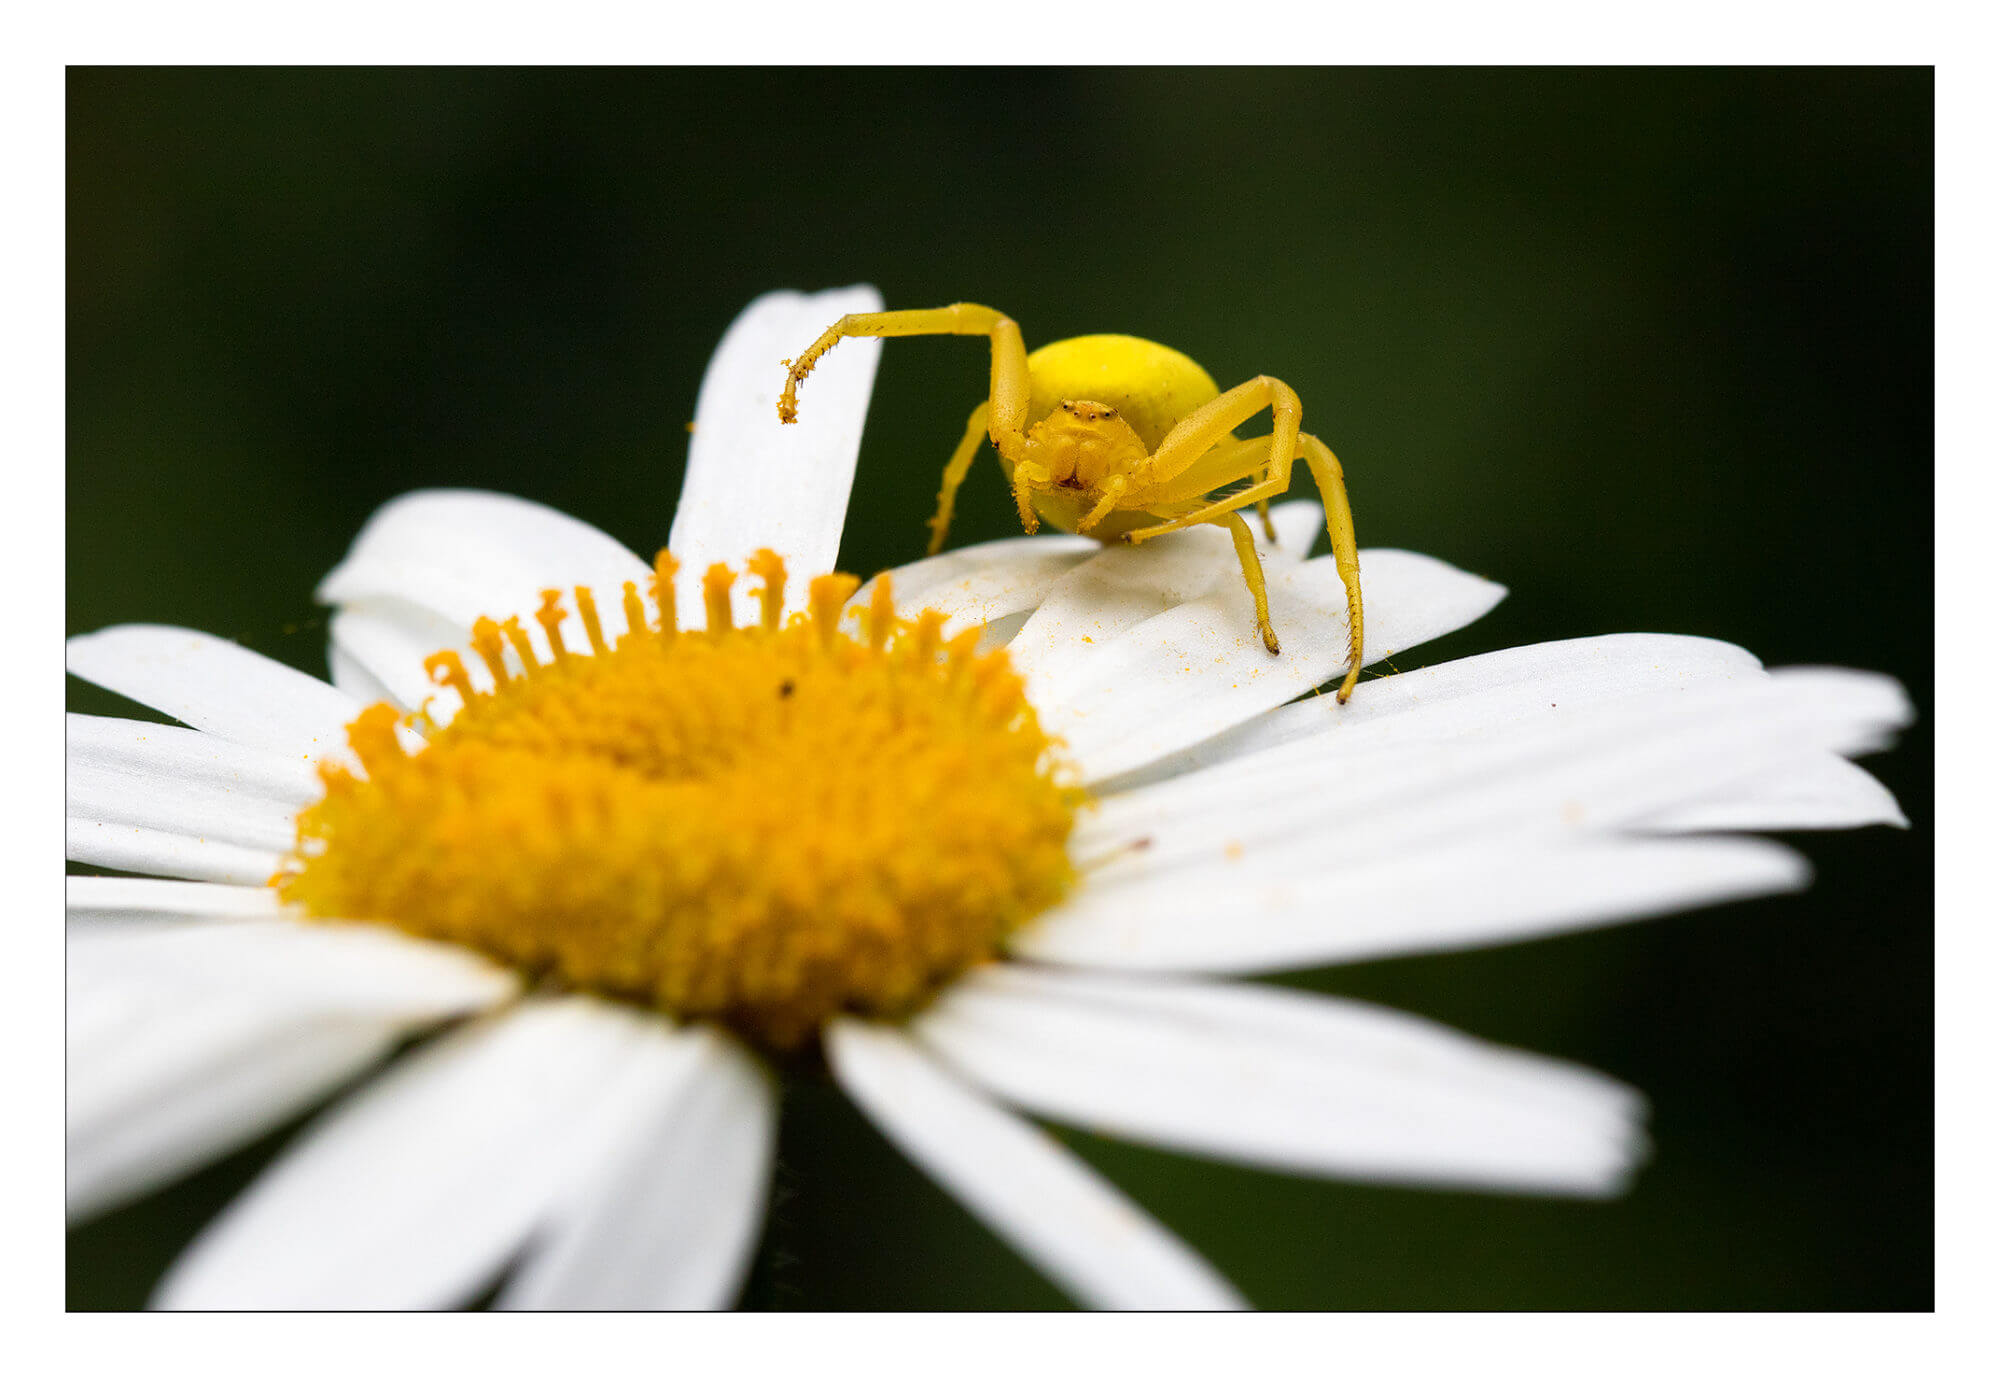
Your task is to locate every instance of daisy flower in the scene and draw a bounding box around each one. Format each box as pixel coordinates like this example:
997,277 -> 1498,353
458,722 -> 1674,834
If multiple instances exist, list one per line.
66,286 -> 1911,1310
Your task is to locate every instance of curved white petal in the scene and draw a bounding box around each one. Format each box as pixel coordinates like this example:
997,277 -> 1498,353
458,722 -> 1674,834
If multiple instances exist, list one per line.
977,609 -> 1034,651
500,1025 -> 776,1310
1008,526 -> 1272,686
69,713 -> 325,803
916,967 -> 1646,1197
1075,668 -> 1911,880
1098,632 -> 1764,792
68,817 -> 285,885
1262,499 -> 1331,560
1644,752 -> 1909,832
67,626 -> 366,763
326,602 -> 486,720
825,1018 -> 1245,1311
69,922 -> 512,1221
1005,503 -> 1330,688
316,489 -> 653,663
669,285 -> 884,628
154,998 -> 664,1310
1032,549 -> 1506,783
68,1007 -> 399,1222
855,533 -> 1098,641
1016,834 -> 1808,973
67,875 -> 283,924
68,919 -> 518,1020
327,641 -> 397,707
69,717 -> 308,854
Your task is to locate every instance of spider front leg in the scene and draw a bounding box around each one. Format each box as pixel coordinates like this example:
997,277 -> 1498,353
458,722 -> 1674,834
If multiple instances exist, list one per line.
1075,475 -> 1131,535
1011,460 -> 1052,534
777,302 -> 1031,465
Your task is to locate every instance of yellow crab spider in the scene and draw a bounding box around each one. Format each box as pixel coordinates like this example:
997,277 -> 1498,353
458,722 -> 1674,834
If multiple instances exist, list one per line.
777,302 -> 1366,702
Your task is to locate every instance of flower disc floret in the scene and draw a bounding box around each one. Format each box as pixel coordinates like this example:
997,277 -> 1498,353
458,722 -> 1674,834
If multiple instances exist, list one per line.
276,551 -> 1082,1047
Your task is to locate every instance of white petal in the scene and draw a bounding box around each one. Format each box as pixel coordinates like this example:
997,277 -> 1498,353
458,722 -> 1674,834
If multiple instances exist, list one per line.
1644,752 -> 1909,832
69,713 -> 325,804
1075,667 -> 1910,881
824,1018 -> 1245,1310
68,817 -> 284,885
67,919 -> 519,1030
327,641 -> 397,707
1007,525 -> 1275,686
326,602 -> 484,719
1033,549 -> 1506,783
1263,499 -> 1331,560
669,285 -> 884,627
500,1026 -> 776,1310
854,533 -> 1098,641
67,1007 -> 400,1221
1005,505 -> 1329,686
850,501 -> 1320,659
1016,500 -> 1328,688
68,922 -> 512,1221
66,875 -> 283,924
69,714 -> 310,853
154,998 -> 665,1310
315,490 -> 652,661
1099,632 -> 1764,792
1015,834 -> 1808,973
915,966 -> 1646,1197
67,626 -> 365,762
977,609 -> 1033,650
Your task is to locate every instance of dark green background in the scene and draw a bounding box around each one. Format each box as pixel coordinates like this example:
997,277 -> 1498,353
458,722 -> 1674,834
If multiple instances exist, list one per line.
67,68 -> 1932,1310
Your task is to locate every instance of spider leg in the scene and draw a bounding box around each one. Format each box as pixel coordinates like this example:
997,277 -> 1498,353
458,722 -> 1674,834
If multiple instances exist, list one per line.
1137,375 -> 1301,491
1128,381 -> 1366,700
1130,465 -> 1362,694
1299,432 -> 1364,702
1215,510 -> 1281,654
1122,378 -> 1304,537
778,303 -> 1029,465
1127,438 -> 1292,548
1127,436 -> 1272,508
1122,471 -> 1294,541
1011,459 -> 1052,534
927,402 -> 991,555
1074,475 -> 1131,535
1116,481 -> 1281,652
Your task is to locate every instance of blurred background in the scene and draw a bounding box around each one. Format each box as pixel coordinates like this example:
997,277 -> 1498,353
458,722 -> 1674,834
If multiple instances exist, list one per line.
67,68 -> 1931,1310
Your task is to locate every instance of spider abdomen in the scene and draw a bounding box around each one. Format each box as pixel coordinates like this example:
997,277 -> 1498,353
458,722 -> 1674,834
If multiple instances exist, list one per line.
1024,335 -> 1223,451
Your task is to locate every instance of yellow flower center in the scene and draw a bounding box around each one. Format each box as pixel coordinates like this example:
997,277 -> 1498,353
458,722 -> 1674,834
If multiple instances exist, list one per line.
275,550 -> 1082,1048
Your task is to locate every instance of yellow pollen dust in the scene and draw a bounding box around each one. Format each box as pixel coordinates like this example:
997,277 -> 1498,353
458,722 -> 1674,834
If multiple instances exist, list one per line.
276,550 -> 1082,1048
